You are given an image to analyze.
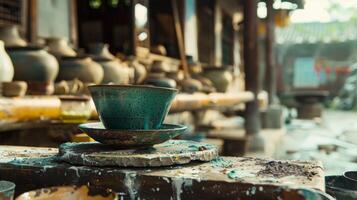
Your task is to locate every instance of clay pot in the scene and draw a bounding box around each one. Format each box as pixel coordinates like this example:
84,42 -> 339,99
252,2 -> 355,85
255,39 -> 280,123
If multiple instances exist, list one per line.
2,81 -> 27,97
57,56 -> 104,84
194,76 -> 216,93
54,79 -> 90,95
127,59 -> 147,84
87,43 -> 131,84
151,60 -> 171,73
0,40 -> 14,82
7,46 -> 59,82
146,77 -> 177,88
26,81 -> 54,95
88,43 -> 115,60
54,80 -> 70,95
97,59 -> 131,84
180,78 -> 203,94
45,37 -> 76,57
147,72 -> 165,80
0,25 -> 27,47
151,44 -> 167,56
166,70 -> 184,82
202,66 -> 233,92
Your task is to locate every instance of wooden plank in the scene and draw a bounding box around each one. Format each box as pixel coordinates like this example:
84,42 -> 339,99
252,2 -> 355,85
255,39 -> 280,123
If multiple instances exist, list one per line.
0,145 -> 325,199
0,92 -> 254,122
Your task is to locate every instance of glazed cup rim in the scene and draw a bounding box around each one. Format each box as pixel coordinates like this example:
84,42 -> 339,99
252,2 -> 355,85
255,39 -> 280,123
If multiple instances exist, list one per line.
88,84 -> 179,93
0,180 -> 16,193
343,171 -> 357,182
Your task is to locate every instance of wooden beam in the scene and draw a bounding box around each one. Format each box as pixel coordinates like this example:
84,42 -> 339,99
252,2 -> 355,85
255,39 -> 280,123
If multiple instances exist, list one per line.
265,0 -> 276,104
243,0 -> 261,136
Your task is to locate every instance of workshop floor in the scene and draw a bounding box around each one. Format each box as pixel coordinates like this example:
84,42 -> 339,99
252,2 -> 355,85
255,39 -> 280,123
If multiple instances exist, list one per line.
275,110 -> 357,175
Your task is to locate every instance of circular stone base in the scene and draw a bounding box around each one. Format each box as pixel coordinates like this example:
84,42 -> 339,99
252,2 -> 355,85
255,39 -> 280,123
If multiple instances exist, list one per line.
58,140 -> 218,167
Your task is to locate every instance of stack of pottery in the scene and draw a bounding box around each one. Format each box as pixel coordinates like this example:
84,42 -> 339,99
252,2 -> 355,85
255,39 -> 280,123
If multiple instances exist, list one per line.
78,85 -> 187,148
202,65 -> 233,93
45,38 -> 104,85
145,60 -> 177,88
45,37 -> 77,57
87,43 -> 131,85
0,25 -> 26,47
56,56 -> 104,84
125,57 -> 147,84
0,25 -> 59,95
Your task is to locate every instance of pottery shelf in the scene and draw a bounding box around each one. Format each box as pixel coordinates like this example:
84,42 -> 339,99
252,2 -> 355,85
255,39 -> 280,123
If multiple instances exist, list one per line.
0,145 -> 325,199
0,120 -> 79,133
0,92 -> 258,123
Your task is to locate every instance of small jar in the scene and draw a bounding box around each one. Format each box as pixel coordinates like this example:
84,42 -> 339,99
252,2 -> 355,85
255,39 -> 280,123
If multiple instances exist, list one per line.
59,95 -> 91,123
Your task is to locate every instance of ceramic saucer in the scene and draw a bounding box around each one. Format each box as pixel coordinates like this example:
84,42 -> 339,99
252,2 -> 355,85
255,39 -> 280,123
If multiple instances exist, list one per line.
78,122 -> 187,148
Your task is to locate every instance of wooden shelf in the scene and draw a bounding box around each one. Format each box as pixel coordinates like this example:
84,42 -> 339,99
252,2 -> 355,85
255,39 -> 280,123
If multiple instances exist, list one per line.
0,92 -> 255,123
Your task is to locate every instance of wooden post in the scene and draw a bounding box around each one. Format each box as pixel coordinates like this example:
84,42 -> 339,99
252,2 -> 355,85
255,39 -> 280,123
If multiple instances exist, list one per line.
243,0 -> 261,137
265,0 -> 276,104
69,1 -> 78,47
26,0 -> 37,43
172,0 -> 190,78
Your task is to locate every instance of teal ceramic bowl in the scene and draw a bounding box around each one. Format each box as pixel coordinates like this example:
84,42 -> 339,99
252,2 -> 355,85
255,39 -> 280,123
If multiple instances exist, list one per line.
0,180 -> 15,200
88,85 -> 178,130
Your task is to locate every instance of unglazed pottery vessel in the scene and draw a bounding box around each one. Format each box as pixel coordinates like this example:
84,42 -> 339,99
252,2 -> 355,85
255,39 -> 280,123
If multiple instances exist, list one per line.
146,77 -> 177,88
99,59 -> 131,84
2,81 -> 27,97
0,40 -> 14,82
88,43 -> 130,84
89,85 -> 177,130
0,25 -> 27,47
127,59 -> 146,84
7,46 -> 59,82
202,66 -> 233,92
45,37 -> 77,57
88,43 -> 115,60
57,56 -> 104,84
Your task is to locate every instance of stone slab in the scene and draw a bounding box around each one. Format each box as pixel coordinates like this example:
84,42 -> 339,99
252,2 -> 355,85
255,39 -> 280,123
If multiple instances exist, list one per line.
58,140 -> 218,167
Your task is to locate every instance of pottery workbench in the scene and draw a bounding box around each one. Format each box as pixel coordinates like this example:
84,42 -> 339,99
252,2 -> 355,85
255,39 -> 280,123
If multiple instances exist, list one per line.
0,145 -> 326,199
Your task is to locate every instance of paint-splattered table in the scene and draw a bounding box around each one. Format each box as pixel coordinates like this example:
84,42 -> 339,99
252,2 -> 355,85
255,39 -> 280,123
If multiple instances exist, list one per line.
0,145 -> 327,199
